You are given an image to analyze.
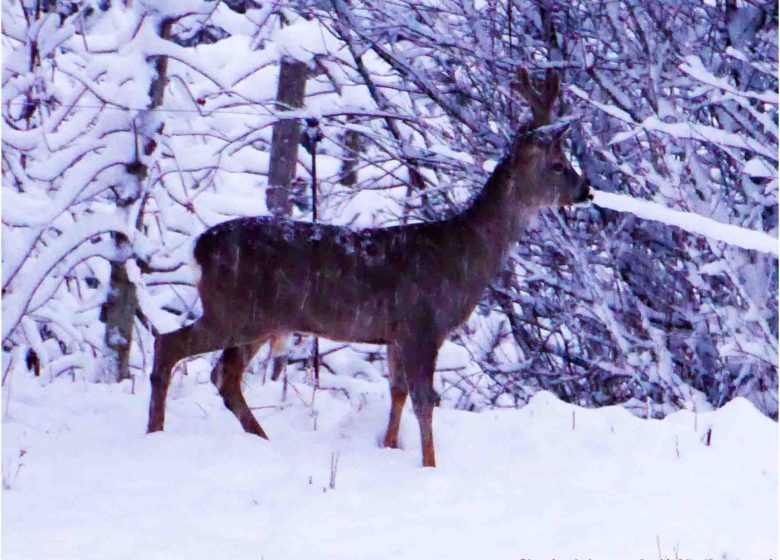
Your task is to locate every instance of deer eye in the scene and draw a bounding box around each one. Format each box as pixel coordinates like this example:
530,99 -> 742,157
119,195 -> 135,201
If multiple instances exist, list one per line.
551,162 -> 565,174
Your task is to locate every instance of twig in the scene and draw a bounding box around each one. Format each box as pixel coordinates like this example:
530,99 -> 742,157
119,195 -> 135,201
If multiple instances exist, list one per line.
329,451 -> 340,490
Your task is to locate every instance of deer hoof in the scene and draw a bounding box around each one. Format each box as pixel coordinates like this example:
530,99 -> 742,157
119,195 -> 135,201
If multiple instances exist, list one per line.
383,436 -> 400,449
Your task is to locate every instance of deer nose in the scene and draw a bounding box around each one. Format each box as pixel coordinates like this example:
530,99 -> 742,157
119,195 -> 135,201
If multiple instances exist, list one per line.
574,180 -> 592,204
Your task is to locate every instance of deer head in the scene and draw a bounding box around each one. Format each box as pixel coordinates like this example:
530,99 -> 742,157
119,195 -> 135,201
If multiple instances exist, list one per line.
509,68 -> 591,208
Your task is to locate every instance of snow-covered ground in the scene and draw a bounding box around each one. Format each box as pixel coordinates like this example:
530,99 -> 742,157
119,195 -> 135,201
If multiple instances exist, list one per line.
3,364 -> 776,560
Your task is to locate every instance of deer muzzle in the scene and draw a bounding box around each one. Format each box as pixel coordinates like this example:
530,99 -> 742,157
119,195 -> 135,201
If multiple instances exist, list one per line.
573,180 -> 592,204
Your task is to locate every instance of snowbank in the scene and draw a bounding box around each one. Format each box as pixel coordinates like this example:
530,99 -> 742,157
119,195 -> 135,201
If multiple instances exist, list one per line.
3,366 -> 776,559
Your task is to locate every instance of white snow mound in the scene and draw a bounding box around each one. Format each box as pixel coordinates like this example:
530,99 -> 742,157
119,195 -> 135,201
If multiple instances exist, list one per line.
3,367 -> 777,559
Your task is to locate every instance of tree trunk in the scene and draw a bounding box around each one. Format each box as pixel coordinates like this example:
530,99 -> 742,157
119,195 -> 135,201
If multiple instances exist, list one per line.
102,260 -> 138,381
266,56 -> 308,381
266,57 -> 308,216
339,117 -> 362,186
100,18 -> 173,383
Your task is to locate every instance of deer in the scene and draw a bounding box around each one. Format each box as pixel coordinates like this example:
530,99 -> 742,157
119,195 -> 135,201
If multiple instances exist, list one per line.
146,68 -> 591,467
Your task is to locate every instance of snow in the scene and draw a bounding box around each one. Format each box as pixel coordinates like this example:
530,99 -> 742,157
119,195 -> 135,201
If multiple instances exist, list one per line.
591,189 -> 778,255
2,216 -> 130,341
680,54 -> 777,104
272,19 -> 337,64
3,366 -> 776,559
427,144 -> 475,165
743,157 -> 776,178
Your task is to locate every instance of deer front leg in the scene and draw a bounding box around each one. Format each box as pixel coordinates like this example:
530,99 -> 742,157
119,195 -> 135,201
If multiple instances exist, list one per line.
383,344 -> 408,449
400,339 -> 440,468
210,341 -> 268,439
147,317 -> 230,433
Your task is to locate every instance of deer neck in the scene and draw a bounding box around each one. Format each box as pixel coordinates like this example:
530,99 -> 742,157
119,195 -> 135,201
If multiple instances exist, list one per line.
457,147 -> 537,271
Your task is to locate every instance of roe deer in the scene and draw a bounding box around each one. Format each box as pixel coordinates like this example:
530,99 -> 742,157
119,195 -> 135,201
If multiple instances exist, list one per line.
146,68 -> 590,467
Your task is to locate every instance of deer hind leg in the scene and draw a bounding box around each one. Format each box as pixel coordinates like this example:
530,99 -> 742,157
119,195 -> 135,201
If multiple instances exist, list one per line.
399,338 -> 440,468
383,343 -> 408,449
147,317 -> 231,434
268,333 -> 291,382
210,340 -> 268,439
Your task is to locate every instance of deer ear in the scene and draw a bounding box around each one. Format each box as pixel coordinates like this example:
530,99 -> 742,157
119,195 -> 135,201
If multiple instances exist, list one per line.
547,123 -> 572,154
554,122 -> 571,143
